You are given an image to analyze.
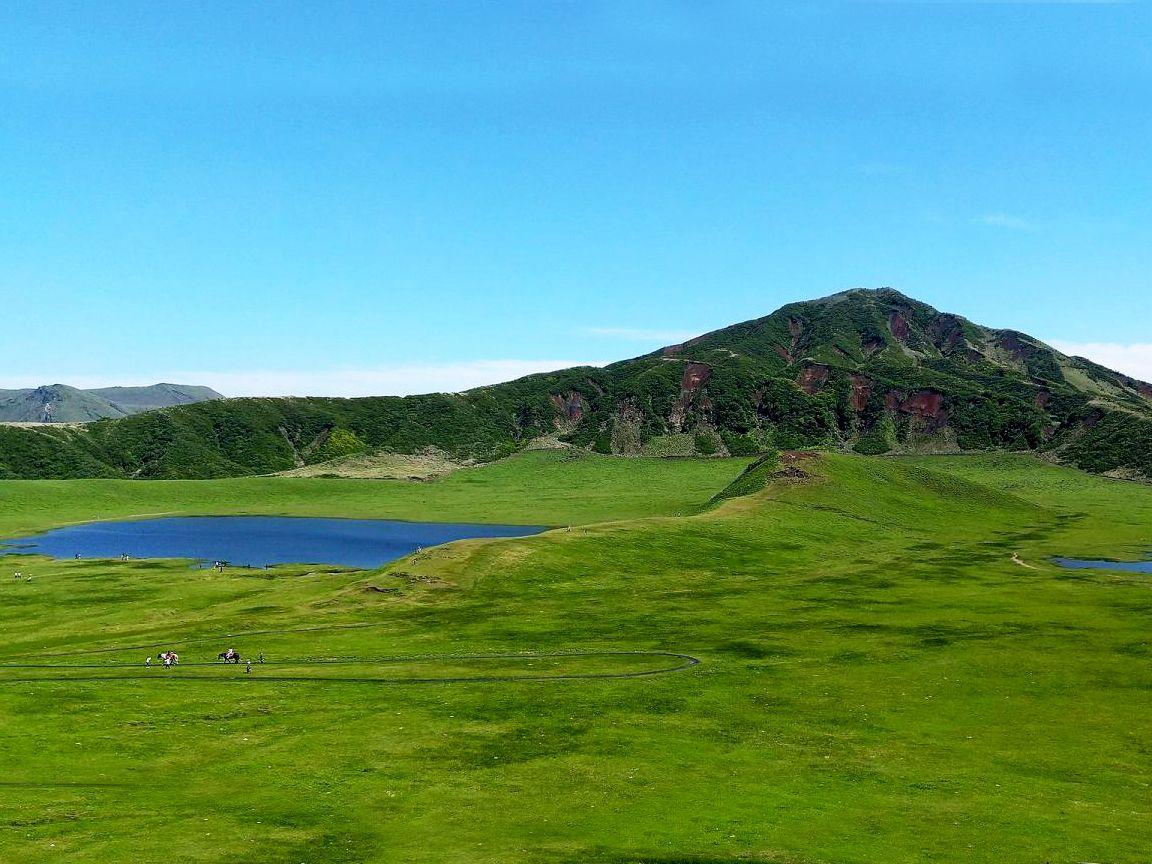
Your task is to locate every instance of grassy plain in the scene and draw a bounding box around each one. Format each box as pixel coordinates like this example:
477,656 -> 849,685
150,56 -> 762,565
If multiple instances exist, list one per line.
0,452 -> 1150,863
0,450 -> 752,536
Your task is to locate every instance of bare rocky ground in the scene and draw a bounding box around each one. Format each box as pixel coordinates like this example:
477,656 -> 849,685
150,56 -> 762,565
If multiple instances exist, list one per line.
272,447 -> 468,480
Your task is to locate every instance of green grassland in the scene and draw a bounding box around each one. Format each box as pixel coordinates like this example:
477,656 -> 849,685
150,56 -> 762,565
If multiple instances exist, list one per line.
0,452 -> 1150,863
0,450 -> 753,536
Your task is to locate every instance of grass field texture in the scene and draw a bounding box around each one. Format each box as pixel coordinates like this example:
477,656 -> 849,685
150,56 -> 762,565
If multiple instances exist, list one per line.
0,452 -> 1149,863
0,450 -> 753,536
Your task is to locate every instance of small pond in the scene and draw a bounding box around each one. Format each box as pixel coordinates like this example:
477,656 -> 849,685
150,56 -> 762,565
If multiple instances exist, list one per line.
0,516 -> 548,569
1052,556 -> 1152,574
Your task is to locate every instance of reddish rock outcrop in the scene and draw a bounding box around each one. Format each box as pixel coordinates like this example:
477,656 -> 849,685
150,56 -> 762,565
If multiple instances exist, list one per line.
889,311 -> 911,343
681,362 -> 712,394
668,362 -> 714,431
796,364 -> 831,395
1034,390 -> 1051,409
900,390 -> 946,419
882,388 -> 949,430
930,314 -> 965,354
550,391 -> 586,429
849,374 -> 873,411
998,331 -> 1028,363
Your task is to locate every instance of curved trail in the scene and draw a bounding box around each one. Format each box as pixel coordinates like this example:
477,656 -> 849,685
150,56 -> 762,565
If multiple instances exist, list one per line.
13,621 -> 393,660
0,650 -> 701,685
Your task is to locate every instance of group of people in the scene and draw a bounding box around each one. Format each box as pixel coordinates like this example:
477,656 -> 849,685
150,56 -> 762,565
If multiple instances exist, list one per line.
145,651 -> 180,669
219,647 -> 266,673
144,648 -> 265,673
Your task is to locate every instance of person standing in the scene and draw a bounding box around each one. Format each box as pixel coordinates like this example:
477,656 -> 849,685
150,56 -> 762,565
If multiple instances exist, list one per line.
245,659 -> 252,674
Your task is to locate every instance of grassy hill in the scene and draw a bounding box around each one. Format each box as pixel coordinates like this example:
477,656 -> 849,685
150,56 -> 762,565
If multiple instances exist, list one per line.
1,452 -> 1149,862
1,289 -> 1149,479
0,382 -> 222,424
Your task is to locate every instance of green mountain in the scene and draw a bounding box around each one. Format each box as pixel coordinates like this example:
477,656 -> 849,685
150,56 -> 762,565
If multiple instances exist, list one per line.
1,289 -> 1149,479
0,383 -> 223,424
83,384 -> 224,415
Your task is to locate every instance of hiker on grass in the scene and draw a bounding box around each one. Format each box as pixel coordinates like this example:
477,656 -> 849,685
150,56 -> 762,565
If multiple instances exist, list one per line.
145,656 -> 152,668
245,659 -> 252,674
163,655 -> 172,669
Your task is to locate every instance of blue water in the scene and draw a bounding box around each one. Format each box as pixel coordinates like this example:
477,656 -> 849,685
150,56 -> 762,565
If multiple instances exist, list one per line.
1053,556 -> 1152,574
0,516 -> 548,569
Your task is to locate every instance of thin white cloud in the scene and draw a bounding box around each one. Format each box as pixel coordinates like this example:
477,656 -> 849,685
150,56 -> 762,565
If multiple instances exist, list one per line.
1050,341 -> 1152,383
976,213 -> 1035,230
584,326 -> 699,343
0,359 -> 610,399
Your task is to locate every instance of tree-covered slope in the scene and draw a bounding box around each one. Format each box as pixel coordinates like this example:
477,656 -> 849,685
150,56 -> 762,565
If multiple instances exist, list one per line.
1,289 -> 1149,479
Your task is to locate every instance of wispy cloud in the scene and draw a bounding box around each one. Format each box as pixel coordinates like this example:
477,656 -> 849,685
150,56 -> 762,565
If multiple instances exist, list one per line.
584,327 -> 699,343
0,359 -> 610,399
976,213 -> 1035,230
1049,341 -> 1152,383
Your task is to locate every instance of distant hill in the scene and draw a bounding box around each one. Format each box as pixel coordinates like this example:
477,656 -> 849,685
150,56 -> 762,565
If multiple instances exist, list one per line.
0,383 -> 223,424
0,289 -> 1149,479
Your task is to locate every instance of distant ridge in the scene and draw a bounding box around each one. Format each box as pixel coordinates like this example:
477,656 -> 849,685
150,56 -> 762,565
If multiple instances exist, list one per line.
0,289 -> 1149,479
0,383 -> 223,423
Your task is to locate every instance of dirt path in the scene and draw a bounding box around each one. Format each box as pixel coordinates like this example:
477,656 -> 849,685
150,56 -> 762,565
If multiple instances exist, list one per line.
0,650 -> 702,685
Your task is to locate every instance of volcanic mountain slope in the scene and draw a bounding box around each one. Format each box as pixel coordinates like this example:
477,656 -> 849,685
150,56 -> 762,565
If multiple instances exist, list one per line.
1,289 -> 1149,479
0,383 -> 222,424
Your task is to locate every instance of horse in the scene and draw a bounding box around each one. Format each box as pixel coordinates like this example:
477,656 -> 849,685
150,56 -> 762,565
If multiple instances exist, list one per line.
217,649 -> 241,664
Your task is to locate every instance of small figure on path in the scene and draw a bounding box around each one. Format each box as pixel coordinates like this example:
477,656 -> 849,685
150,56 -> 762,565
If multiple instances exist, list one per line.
245,659 -> 252,674
258,653 -> 265,664
145,656 -> 151,668
163,655 -> 172,669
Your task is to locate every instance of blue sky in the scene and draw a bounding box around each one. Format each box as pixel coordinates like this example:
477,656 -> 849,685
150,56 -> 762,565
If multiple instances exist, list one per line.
1,0 -> 1148,395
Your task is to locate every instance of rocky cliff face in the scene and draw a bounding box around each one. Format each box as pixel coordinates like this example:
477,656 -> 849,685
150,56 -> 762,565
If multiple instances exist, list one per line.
523,288 -> 1152,475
